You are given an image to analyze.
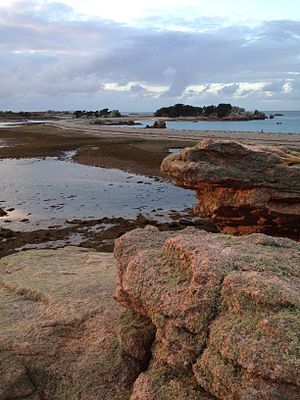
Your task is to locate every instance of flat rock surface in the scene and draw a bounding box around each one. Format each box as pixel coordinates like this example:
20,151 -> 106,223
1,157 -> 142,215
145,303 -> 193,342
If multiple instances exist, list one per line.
0,247 -> 140,400
161,139 -> 300,239
114,226 -> 300,399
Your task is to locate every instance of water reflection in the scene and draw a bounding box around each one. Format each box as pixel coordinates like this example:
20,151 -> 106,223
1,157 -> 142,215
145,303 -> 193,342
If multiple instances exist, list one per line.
0,157 -> 195,231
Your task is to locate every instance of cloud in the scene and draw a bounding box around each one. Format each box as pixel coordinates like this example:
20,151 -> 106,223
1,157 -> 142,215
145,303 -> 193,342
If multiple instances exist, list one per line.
0,1 -> 299,110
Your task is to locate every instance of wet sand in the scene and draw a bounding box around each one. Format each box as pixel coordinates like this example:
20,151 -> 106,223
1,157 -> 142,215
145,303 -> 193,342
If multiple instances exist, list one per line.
0,123 -> 198,176
0,121 -> 299,257
1,121 -> 300,173
51,118 -> 300,146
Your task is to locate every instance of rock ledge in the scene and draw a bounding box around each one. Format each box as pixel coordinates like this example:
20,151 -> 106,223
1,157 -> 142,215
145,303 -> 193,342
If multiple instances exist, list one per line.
161,139 -> 300,239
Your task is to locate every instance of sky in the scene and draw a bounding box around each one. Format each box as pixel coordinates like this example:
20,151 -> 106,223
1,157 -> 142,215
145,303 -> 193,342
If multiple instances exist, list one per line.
0,0 -> 300,111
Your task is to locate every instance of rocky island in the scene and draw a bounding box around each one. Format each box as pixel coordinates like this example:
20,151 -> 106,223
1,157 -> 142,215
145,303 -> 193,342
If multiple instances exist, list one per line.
154,103 -> 266,121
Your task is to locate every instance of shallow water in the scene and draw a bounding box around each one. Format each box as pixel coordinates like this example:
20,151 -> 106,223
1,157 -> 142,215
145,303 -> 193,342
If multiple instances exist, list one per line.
0,157 -> 195,231
168,147 -> 184,153
0,120 -> 52,128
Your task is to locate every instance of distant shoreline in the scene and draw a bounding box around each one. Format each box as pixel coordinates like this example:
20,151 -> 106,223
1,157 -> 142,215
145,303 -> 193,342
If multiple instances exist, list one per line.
47,118 -> 300,146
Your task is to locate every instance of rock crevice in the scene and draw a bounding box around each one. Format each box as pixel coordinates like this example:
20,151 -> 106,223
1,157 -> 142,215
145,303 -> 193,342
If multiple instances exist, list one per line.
114,226 -> 300,399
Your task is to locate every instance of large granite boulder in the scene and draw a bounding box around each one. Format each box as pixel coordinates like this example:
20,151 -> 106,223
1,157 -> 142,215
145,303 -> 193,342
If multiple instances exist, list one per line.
114,226 -> 300,399
0,247 -> 146,400
161,140 -> 300,240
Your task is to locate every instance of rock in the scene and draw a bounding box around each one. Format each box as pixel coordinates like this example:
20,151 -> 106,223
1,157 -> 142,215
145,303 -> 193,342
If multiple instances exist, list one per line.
118,309 -> 156,363
224,111 -> 266,121
151,120 -> 167,129
161,139 -> 300,240
114,225 -> 300,399
0,355 -> 35,399
94,118 -> 138,126
0,208 -> 7,217
0,247 -> 144,400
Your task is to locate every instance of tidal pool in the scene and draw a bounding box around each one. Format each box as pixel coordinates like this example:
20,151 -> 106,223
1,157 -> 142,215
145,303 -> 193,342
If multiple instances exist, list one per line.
0,157 -> 195,231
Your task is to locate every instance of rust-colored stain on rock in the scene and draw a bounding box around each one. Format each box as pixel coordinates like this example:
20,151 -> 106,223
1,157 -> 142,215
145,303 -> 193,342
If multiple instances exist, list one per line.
161,139 -> 300,240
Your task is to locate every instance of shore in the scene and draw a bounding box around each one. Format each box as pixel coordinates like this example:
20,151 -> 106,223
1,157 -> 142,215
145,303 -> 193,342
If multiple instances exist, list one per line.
51,117 -> 300,146
0,120 -> 299,257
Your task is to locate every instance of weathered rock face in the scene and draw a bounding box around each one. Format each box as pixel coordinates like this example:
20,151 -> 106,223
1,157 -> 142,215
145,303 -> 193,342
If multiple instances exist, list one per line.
161,140 -> 300,240
0,247 -> 147,400
114,226 -> 300,399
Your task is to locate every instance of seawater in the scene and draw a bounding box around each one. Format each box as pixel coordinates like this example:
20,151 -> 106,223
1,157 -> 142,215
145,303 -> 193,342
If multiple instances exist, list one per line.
0,120 -> 52,127
136,111 -> 300,134
0,157 -> 195,231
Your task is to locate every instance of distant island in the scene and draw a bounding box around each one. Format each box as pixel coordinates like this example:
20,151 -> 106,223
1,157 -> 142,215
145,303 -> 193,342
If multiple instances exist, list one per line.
154,103 -> 267,121
0,104 -> 269,123
0,110 -> 66,121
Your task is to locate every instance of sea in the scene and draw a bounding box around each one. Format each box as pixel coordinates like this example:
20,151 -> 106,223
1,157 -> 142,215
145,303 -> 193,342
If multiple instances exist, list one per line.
0,112 -> 299,133
0,120 -> 52,127
135,111 -> 300,134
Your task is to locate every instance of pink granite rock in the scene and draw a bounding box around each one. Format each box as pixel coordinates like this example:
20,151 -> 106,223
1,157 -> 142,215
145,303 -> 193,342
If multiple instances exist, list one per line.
161,140 -> 300,240
114,226 -> 300,399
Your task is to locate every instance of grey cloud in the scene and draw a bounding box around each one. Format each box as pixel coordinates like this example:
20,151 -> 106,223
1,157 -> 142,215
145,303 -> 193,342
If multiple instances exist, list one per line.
217,84 -> 239,95
130,85 -> 147,93
0,1 -> 300,110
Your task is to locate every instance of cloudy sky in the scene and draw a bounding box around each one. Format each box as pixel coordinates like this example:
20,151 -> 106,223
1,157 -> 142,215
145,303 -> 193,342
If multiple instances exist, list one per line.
0,0 -> 300,111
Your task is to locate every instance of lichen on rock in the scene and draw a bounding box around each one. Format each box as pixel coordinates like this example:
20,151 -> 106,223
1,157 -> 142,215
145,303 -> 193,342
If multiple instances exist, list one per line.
0,247 -> 144,400
114,226 -> 300,399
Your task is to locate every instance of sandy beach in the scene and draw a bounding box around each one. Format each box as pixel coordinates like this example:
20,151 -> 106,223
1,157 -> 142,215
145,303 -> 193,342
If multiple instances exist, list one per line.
51,117 -> 300,146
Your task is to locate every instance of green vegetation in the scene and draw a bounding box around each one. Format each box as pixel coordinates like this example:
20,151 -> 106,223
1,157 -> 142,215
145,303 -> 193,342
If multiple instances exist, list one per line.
74,108 -> 122,119
155,103 -> 204,117
0,110 -> 63,120
154,103 -> 266,120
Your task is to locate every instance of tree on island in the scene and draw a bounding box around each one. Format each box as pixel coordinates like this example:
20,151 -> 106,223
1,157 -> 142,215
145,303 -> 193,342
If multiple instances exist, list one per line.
74,110 -> 84,118
203,105 -> 216,117
98,108 -> 121,118
99,108 -> 110,117
154,103 -> 265,120
73,109 -> 122,119
155,103 -> 203,117
216,103 -> 232,118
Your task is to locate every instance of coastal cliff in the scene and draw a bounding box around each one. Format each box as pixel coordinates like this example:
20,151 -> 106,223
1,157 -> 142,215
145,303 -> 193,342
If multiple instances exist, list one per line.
161,139 -> 300,240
